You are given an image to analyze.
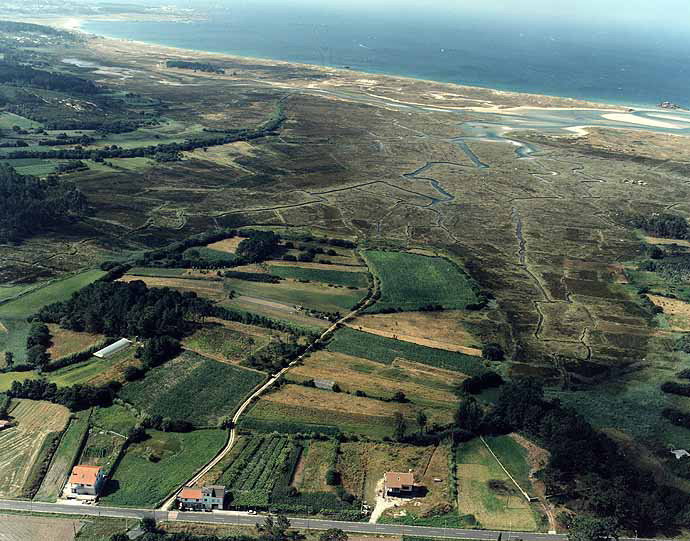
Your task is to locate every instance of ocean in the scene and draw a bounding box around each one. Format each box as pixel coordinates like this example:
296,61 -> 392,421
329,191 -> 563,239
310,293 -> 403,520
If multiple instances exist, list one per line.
80,3 -> 690,108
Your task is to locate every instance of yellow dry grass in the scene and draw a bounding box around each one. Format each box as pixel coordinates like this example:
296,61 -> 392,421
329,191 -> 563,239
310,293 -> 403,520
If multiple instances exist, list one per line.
290,350 -> 462,405
648,294 -> 690,331
0,513 -> 82,541
206,237 -> 246,254
47,324 -> 104,360
643,236 -> 690,247
119,275 -> 226,302
0,400 -> 70,497
0,321 -> 6,333
350,311 -> 481,354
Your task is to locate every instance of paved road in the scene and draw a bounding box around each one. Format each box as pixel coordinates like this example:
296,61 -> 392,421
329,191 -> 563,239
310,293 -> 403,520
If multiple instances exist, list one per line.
0,499 -> 668,541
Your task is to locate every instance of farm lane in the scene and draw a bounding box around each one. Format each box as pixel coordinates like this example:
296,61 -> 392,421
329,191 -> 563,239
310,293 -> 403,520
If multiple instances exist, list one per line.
0,499 -> 671,541
159,257 -> 381,510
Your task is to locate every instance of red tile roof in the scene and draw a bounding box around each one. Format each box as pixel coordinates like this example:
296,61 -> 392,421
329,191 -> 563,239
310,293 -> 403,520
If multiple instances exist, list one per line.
385,471 -> 414,489
179,487 -> 203,499
69,465 -> 102,485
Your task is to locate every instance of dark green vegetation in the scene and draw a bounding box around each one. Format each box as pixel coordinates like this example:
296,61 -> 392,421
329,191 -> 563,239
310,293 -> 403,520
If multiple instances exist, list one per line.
119,351 -> 265,426
0,164 -> 87,243
268,266 -> 368,288
632,212 -> 690,240
326,328 -> 486,376
364,251 -> 481,312
167,60 -> 225,74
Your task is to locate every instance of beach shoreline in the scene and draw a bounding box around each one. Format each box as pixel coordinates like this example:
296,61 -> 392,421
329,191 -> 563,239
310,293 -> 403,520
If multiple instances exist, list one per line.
10,14 -> 637,114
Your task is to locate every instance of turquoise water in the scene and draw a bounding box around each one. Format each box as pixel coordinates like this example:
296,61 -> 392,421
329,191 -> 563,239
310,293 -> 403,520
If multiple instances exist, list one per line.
81,3 -> 690,107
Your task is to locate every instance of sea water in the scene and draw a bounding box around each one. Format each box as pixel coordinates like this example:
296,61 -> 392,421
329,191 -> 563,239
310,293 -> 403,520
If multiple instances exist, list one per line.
80,2 -> 690,108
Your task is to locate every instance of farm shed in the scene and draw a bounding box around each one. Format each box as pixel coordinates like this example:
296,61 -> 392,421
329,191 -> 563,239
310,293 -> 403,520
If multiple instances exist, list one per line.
94,338 -> 132,358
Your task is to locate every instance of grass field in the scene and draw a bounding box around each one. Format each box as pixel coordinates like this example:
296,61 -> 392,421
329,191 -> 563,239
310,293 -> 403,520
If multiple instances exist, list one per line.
46,357 -> 113,387
455,438 -> 538,531
294,440 -> 338,493
223,277 -> 365,313
127,267 -> 188,277
79,429 -> 127,475
327,328 -> 486,376
0,400 -> 70,498
287,350 -> 463,408
183,322 -> 272,364
222,298 -> 330,331
35,410 -> 91,502
483,435 -> 533,492
0,370 -> 39,392
0,270 -> 106,362
119,351 -> 265,426
0,111 -> 41,129
267,266 -> 369,288
246,384 -> 449,439
91,404 -> 140,435
364,251 -> 478,312
101,429 -> 226,507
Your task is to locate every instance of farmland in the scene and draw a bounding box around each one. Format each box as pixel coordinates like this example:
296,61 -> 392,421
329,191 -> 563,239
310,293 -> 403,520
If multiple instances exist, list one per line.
244,383 -> 450,439
0,399 -> 70,498
35,410 -> 91,502
91,404 -> 140,435
326,328 -> 486,376
268,265 -> 369,288
79,429 -> 127,475
46,325 -> 104,360
287,350 -> 463,408
363,251 -> 479,312
102,429 -> 226,507
0,513 -> 83,541
0,270 -> 106,362
183,321 -> 274,364
119,351 -> 265,426
455,437 -> 539,531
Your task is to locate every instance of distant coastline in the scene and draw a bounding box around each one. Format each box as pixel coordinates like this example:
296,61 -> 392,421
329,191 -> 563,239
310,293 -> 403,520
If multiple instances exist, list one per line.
66,14 -> 682,110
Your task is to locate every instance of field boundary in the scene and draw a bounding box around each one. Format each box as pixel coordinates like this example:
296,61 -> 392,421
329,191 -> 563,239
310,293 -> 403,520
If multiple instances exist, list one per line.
479,436 -> 536,502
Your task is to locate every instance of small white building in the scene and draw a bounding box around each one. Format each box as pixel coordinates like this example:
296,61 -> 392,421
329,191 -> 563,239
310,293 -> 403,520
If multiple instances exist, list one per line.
178,485 -> 225,510
64,465 -> 106,500
94,338 -> 132,358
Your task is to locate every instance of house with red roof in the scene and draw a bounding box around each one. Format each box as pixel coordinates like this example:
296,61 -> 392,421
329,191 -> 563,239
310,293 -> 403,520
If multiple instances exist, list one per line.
64,464 -> 106,499
177,485 -> 226,510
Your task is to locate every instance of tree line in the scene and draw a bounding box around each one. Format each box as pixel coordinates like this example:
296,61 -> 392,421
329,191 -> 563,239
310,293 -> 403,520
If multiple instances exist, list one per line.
0,61 -> 99,95
0,164 -> 88,243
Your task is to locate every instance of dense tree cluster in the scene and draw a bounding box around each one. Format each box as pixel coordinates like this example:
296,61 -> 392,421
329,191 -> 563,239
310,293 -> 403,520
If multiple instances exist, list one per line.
486,378 -> 690,533
458,371 -> 503,395
0,61 -> 99,94
661,381 -> 690,397
166,60 -> 225,74
36,280 -> 210,339
7,379 -> 119,411
236,231 -> 282,263
662,407 -> 690,429
0,164 -> 88,243
632,212 -> 689,239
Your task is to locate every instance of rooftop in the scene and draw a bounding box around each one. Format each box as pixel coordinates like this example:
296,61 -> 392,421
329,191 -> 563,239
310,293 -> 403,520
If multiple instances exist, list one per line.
179,487 -> 203,499
385,471 -> 415,489
69,465 -> 103,485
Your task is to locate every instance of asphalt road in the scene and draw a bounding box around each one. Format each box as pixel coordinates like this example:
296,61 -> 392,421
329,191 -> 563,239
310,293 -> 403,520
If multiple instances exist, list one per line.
0,499 -> 667,541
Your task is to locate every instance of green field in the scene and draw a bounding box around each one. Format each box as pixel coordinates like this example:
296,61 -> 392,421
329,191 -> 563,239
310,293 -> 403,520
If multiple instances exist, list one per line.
484,435 -> 532,491
92,404 -> 140,435
223,277 -> 365,313
0,270 -> 106,362
3,158 -> 66,177
101,429 -> 226,507
364,251 -> 478,311
119,351 -> 265,426
268,266 -> 369,288
0,270 -> 106,320
455,438 -> 538,531
0,284 -> 38,304
0,111 -> 41,129
0,370 -> 39,392
46,357 -> 110,387
35,410 -> 91,502
186,246 -> 237,263
327,328 -> 486,376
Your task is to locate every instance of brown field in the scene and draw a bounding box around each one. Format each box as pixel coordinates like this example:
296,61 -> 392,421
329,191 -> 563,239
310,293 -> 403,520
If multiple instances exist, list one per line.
223,297 -> 330,329
350,311 -> 481,354
0,513 -> 82,541
648,295 -> 690,331
206,236 -> 246,253
643,236 -> 690,248
250,383 -> 452,437
288,350 -> 463,406
47,324 -> 104,359
119,275 -> 227,302
0,400 -> 70,497
89,355 -> 142,386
